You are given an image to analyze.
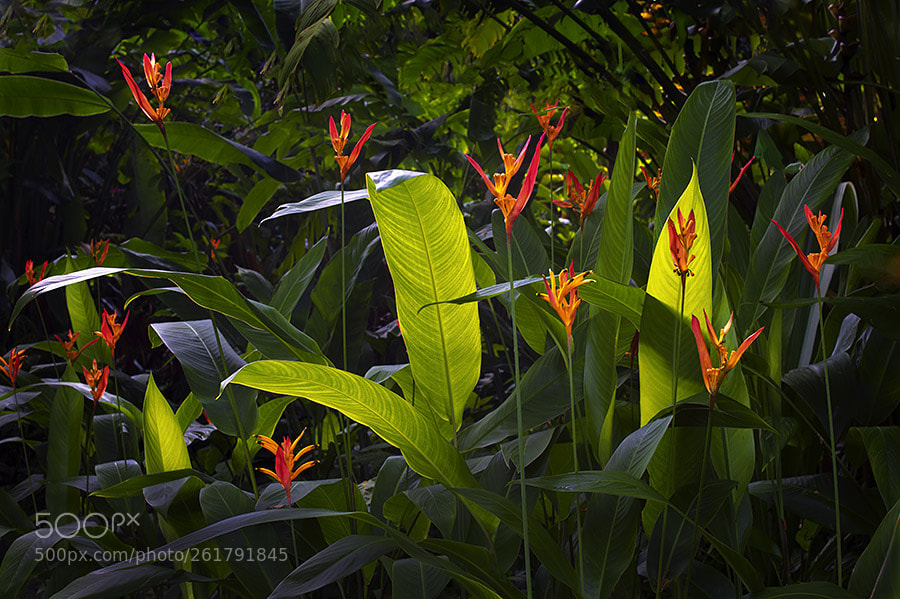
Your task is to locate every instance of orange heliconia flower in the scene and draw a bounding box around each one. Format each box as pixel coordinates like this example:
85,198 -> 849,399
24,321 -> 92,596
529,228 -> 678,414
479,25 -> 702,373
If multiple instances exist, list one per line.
772,205 -> 843,289
531,101 -> 568,149
210,238 -> 220,260
539,262 -> 593,343
329,110 -> 376,184
90,239 -> 110,266
466,134 -> 545,239
667,208 -> 697,282
25,260 -> 47,287
0,347 -> 25,388
117,53 -> 172,133
82,359 -> 109,411
555,170 -> 607,226
55,330 -> 98,364
641,166 -> 661,198
691,311 -> 764,400
255,431 -> 316,505
95,310 -> 129,357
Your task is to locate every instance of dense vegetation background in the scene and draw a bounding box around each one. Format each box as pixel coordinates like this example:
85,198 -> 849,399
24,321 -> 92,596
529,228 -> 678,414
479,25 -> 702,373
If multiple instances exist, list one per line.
1,0 -> 899,597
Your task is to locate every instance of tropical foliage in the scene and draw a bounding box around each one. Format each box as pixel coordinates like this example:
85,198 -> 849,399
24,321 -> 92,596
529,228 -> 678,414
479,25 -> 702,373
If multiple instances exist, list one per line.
1,1 -> 899,597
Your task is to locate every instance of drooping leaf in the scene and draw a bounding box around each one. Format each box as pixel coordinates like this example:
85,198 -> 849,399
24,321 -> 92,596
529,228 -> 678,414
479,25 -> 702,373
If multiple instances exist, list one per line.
263,188 -> 369,222
0,75 -> 109,117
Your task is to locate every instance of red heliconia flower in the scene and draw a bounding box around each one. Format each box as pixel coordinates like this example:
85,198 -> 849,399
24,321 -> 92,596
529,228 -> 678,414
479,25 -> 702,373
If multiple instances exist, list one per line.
255,431 -> 316,505
539,262 -> 593,343
531,100 -> 568,149
90,239 -> 110,266
729,154 -> 755,195
329,110 -> 376,184
25,260 -> 48,287
95,310 -> 129,357
55,330 -> 98,364
555,170 -> 607,226
772,205 -> 843,289
667,208 -> 697,282
691,311 -> 764,401
210,237 -> 221,260
0,347 -> 25,388
117,53 -> 172,134
82,359 -> 109,412
641,166 -> 661,198
466,134 -> 545,239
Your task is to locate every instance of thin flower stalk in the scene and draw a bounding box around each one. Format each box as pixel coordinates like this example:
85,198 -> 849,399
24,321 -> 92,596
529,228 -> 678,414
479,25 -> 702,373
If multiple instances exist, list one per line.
539,263 -> 592,594
255,432 -> 316,505
118,52 -> 260,498
468,134 -> 544,599
685,312 -> 763,592
773,205 -> 844,584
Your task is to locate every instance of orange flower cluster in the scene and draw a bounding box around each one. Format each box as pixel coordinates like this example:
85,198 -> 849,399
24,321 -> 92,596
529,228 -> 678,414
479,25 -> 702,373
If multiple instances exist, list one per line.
539,263 -> 593,342
118,53 -> 173,133
55,329 -> 97,363
555,171 -> 607,226
773,205 -> 843,289
530,101 -> 568,150
25,260 -> 47,286
329,110 -> 376,184
466,134 -> 545,238
0,347 -> 25,388
255,431 -> 316,505
82,359 -> 109,412
691,311 -> 763,399
667,208 -> 697,282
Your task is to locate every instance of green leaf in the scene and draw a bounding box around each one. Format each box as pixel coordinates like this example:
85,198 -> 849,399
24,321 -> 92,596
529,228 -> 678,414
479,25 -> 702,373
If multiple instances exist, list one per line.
0,75 -> 109,117
151,319 -> 258,437
271,535 -> 397,597
366,170 -> 481,435
46,366 -> 83,514
451,488 -> 580,596
391,558 -> 452,599
0,49 -> 67,73
655,81 -> 735,275
849,497 -> 900,599
63,257 -> 105,364
222,361 -> 485,508
851,427 -> 900,508
200,481 -> 291,598
271,235 -> 327,317
143,374 -> 193,475
134,122 -> 301,182
577,275 -> 644,329
262,188 -> 370,222
419,277 -> 544,310
749,581 -> 859,598
586,112 -> 636,463
0,529 -> 67,598
652,395 -> 777,432
526,471 -> 665,502
237,177 -> 282,232
93,468 -> 216,498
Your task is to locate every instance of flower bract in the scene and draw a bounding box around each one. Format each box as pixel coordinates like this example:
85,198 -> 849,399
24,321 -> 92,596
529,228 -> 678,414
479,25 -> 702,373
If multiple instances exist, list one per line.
255,431 -> 316,505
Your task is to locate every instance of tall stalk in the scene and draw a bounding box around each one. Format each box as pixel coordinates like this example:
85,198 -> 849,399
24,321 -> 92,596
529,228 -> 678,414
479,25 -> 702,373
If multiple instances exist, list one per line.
338,178 -> 358,514
566,337 -> 584,596
508,234 -> 532,599
684,396 -> 715,594
548,144 -> 555,268
656,283 -> 686,596
817,288 -> 842,584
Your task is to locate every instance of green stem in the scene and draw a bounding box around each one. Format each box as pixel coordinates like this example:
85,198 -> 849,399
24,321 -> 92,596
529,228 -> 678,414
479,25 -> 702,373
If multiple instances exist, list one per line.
656,281 -> 686,596
684,398 -> 715,595
567,338 -> 584,596
338,179 -> 358,516
508,233 -> 532,599
12,389 -> 38,515
163,132 -> 258,499
817,288 -> 842,585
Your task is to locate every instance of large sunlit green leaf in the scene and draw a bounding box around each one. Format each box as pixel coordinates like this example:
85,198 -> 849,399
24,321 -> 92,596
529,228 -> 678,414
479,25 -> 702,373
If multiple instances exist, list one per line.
366,170 -> 481,435
222,361 -> 485,507
0,75 -> 109,117
143,374 -> 193,476
654,81 -> 735,275
46,366 -> 83,515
